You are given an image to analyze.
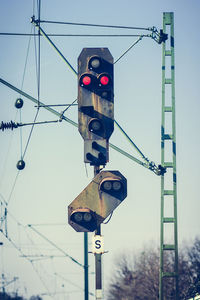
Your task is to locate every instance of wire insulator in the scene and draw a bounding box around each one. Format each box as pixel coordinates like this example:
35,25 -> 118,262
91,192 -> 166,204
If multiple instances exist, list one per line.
15,98 -> 24,109
0,121 -> 19,131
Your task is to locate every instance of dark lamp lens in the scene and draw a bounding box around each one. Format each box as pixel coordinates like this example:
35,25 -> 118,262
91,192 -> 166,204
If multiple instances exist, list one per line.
90,58 -> 101,69
82,76 -> 91,86
102,181 -> 112,191
84,212 -> 92,222
74,213 -> 83,222
113,181 -> 122,191
101,91 -> 108,98
100,76 -> 109,86
90,119 -> 102,132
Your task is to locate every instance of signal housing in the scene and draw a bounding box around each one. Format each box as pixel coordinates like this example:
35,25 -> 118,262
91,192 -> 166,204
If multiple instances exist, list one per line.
68,170 -> 127,232
78,48 -> 114,166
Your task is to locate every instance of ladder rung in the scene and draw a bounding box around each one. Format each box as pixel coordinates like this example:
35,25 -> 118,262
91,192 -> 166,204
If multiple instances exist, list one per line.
163,134 -> 173,140
165,50 -> 172,56
164,190 -> 174,195
163,244 -> 175,250
164,13 -> 173,26
163,217 -> 175,223
165,78 -> 172,84
164,106 -> 172,112
162,272 -> 177,278
163,162 -> 173,168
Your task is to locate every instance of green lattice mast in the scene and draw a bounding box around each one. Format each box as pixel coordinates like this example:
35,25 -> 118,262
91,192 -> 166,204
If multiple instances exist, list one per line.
160,12 -> 179,300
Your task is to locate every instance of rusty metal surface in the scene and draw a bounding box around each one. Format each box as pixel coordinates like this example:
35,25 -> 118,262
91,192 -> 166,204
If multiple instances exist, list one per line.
78,48 -> 114,141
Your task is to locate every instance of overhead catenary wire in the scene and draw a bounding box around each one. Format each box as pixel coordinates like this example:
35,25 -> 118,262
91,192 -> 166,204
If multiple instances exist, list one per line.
3,26 -> 34,206
19,26 -> 33,159
0,77 -> 150,169
9,0 -> 42,180
59,98 -> 78,120
31,16 -> 77,75
19,0 -> 42,162
0,195 -> 8,237
0,77 -> 77,127
55,272 -> 95,297
0,32 -> 151,37
0,18 -> 160,173
7,171 -> 20,206
114,119 -> 149,163
0,200 -> 85,289
0,21 -> 155,171
28,225 -> 84,268
26,21 -> 160,173
35,103 -> 78,107
29,21 -> 158,168
37,0 -> 41,106
20,0 -> 41,160
114,35 -> 144,64
39,19 -> 154,31
0,230 -> 53,298
25,223 -> 66,226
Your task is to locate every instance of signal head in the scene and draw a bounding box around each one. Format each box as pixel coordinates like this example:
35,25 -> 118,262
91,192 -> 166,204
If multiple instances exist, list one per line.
68,170 -> 127,232
100,177 -> 126,200
70,208 -> 97,232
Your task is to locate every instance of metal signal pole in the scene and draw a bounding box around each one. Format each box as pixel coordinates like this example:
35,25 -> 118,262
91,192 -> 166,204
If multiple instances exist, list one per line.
94,166 -> 102,300
84,232 -> 89,300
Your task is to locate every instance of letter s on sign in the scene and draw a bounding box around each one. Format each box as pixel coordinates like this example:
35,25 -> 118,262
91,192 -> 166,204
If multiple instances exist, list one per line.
95,239 -> 101,249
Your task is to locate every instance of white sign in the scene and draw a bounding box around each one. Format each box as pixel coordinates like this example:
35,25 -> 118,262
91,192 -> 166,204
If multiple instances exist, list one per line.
92,235 -> 104,254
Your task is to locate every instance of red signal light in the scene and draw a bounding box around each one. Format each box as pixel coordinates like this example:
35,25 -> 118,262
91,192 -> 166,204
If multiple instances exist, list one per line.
82,75 -> 92,86
100,75 -> 109,86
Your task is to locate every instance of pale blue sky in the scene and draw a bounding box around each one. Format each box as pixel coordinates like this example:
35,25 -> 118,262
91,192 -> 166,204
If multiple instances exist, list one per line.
0,1 -> 200,299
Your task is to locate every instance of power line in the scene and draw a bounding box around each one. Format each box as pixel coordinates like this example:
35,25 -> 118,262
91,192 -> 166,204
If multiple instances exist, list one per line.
19,26 -> 33,159
0,32 -> 150,37
0,77 -> 152,170
0,201 -> 85,294
31,16 -> 77,75
20,0 -> 41,163
28,20 -> 161,171
0,77 -> 78,128
55,272 -> 95,297
28,225 -> 84,269
27,223 -> 66,226
39,19 -> 153,31
0,20 -> 160,174
0,230 -> 53,298
114,35 -> 144,64
7,171 -> 20,206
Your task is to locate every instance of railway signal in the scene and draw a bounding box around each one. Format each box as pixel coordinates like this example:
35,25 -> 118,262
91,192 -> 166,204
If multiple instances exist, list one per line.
68,170 -> 127,232
78,48 -> 114,166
